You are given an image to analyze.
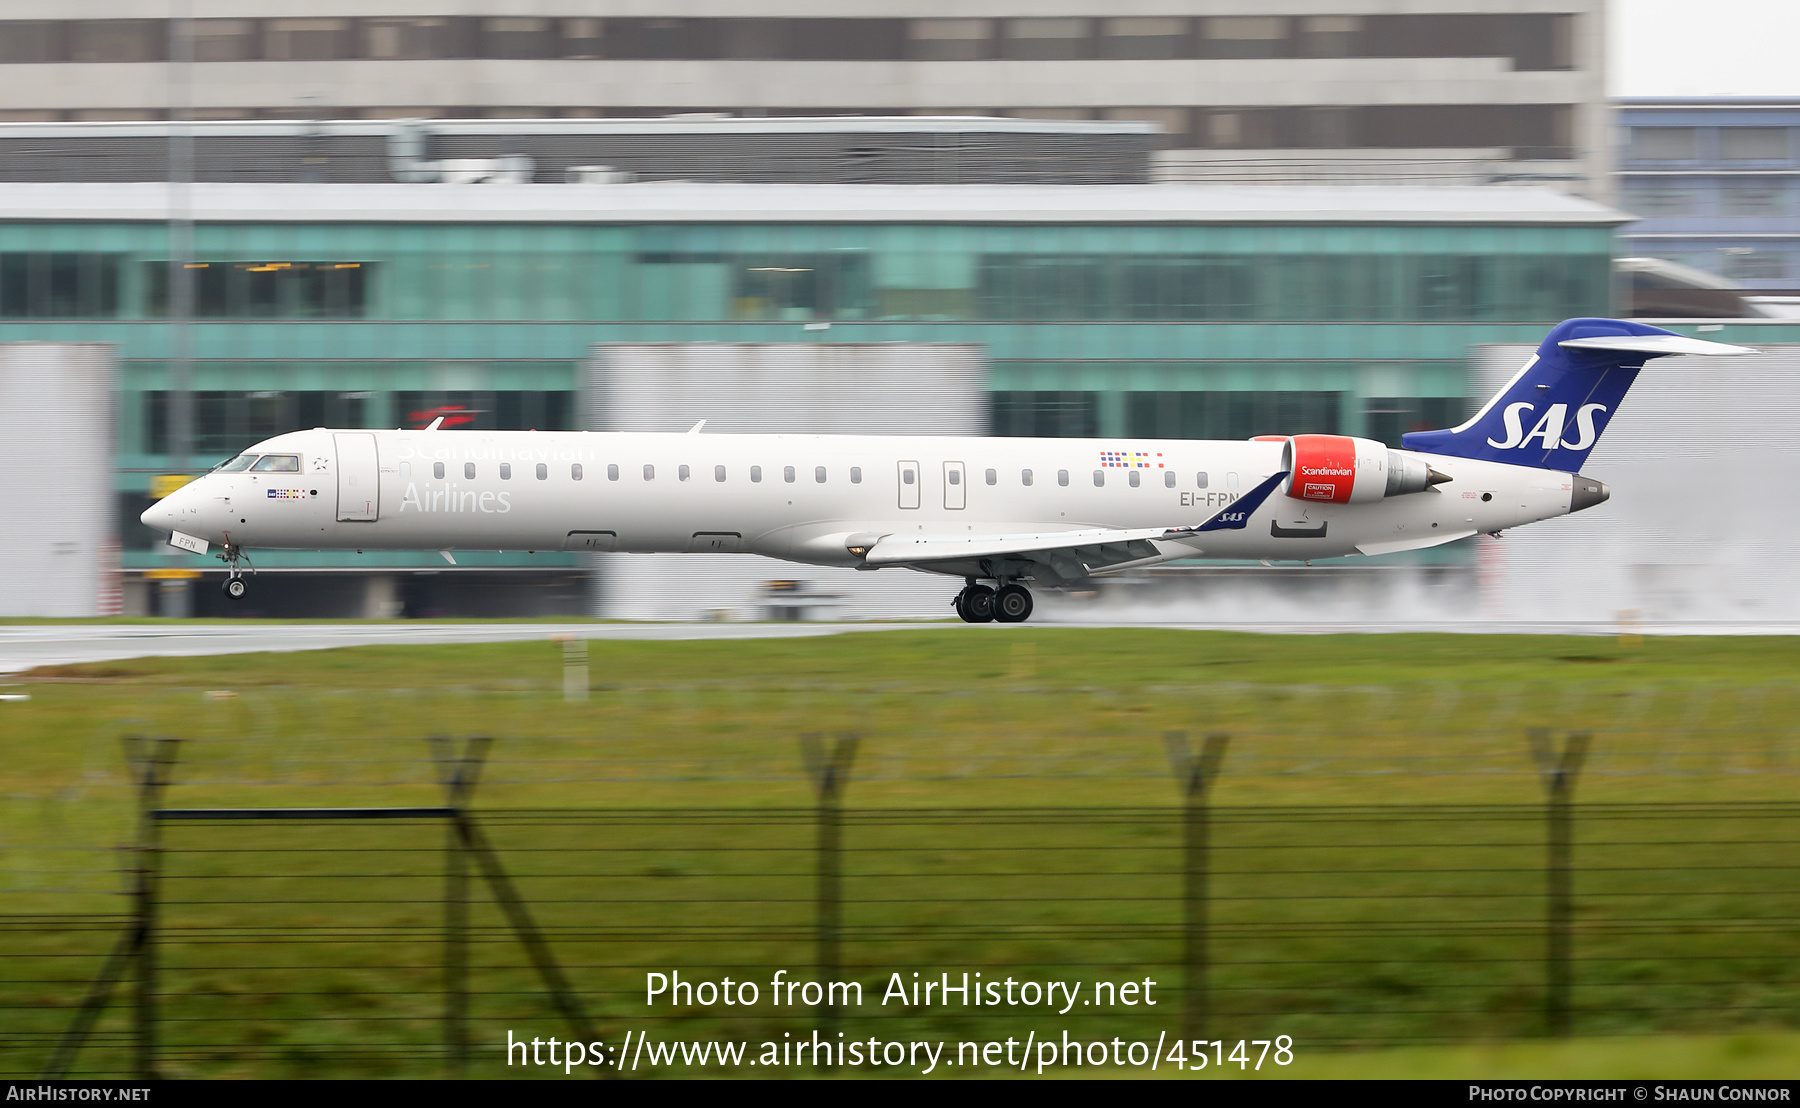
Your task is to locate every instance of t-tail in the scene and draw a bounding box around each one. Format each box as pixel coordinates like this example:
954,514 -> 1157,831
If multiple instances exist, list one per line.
1401,318 -> 1753,472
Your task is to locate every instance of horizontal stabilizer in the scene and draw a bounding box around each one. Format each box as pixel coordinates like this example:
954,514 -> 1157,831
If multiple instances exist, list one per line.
1558,334 -> 1755,357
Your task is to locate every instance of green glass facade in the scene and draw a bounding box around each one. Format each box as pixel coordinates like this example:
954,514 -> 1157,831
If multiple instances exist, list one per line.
0,216 -> 1641,572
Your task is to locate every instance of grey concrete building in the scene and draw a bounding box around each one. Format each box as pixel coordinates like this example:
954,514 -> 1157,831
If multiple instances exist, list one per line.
0,2 -> 1609,198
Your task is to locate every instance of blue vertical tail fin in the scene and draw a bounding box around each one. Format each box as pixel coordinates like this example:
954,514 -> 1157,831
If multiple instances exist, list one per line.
1401,318 -> 1752,472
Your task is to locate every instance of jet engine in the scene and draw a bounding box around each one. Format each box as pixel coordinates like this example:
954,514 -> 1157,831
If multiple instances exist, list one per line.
1279,434 -> 1449,504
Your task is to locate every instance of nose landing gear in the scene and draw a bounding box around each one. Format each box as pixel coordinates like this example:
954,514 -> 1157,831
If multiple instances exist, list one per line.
953,580 -> 1034,623
216,543 -> 254,599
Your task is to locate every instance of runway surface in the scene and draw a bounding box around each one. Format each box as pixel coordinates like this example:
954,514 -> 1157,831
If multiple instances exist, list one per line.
3,618 -> 1798,673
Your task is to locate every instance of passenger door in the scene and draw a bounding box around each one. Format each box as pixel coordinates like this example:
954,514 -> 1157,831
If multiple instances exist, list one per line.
898,460 -> 920,510
334,432 -> 379,522
943,461 -> 966,510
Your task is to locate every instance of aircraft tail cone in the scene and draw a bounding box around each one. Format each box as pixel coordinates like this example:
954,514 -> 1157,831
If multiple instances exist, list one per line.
1570,477 -> 1610,513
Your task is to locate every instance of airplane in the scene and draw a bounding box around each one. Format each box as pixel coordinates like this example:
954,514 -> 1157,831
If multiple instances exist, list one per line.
141,318 -> 1751,623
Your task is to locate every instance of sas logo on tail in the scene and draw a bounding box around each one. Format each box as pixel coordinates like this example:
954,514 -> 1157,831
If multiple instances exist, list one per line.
1486,402 -> 1607,451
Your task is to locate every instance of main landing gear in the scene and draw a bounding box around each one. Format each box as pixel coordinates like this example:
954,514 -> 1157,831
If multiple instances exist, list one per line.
216,543 -> 253,600
952,580 -> 1035,624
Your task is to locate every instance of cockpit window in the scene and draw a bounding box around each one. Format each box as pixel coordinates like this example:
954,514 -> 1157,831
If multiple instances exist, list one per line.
214,455 -> 258,472
250,454 -> 300,472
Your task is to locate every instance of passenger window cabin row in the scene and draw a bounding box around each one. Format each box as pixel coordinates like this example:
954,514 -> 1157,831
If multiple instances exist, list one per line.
399,459 -> 1224,489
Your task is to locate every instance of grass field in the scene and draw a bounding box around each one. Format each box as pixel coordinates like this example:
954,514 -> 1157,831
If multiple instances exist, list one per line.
3,629 -> 1799,1078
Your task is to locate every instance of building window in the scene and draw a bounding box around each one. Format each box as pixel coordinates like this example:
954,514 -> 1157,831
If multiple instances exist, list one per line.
1001,18 -> 1088,61
907,19 -> 990,60
1202,16 -> 1288,59
140,390 -> 369,455
1100,17 -> 1188,60
561,18 -> 604,59
1295,15 -> 1360,58
1363,397 -> 1467,448
69,20 -> 163,62
1721,128 -> 1790,161
1632,127 -> 1697,161
481,17 -> 556,59
1721,184 -> 1788,216
1102,107 -> 1193,149
395,391 -> 574,433
263,19 -> 354,61
146,261 -> 370,319
0,22 -> 59,63
1721,251 -> 1788,281
572,464 -> 584,480
193,20 -> 259,62
464,462 -> 475,479
1624,187 -> 1698,217
0,254 -> 121,319
365,18 -> 455,60
991,391 -> 1099,438
500,463 -> 511,480
606,464 -> 619,481
1127,391 -> 1345,441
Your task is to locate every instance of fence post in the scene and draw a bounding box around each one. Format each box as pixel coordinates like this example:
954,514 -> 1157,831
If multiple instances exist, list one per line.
429,736 -> 490,1077
800,732 -> 858,1071
125,736 -> 179,1081
1529,728 -> 1589,1038
1165,730 -> 1229,1046
554,634 -> 589,702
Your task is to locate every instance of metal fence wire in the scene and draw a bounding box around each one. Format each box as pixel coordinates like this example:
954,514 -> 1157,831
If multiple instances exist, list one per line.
8,732 -> 1800,1078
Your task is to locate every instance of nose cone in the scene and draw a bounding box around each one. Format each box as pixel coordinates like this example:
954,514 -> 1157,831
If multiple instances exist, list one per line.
1570,477 -> 1610,514
141,484 -> 186,532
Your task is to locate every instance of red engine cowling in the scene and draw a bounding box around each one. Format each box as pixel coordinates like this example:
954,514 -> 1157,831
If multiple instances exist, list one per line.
1281,434 -> 1390,504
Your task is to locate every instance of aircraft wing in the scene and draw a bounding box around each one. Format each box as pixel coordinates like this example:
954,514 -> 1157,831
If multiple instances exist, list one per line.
862,472 -> 1287,574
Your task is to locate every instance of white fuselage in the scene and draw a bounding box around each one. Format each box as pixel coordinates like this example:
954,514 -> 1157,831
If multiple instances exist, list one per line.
145,428 -> 1583,579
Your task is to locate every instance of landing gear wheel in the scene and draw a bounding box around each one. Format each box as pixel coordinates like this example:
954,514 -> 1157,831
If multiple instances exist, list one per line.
956,585 -> 996,624
223,577 -> 247,600
994,583 -> 1034,623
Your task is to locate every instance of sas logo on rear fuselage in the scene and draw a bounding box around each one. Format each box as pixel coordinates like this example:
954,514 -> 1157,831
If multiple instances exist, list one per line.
267,488 -> 307,499
1487,402 -> 1607,451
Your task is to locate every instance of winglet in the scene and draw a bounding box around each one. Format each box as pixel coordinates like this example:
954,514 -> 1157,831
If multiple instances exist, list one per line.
1168,471 -> 1288,536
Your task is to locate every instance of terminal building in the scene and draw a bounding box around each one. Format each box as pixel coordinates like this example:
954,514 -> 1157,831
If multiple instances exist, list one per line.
0,2 -> 1611,197
1615,98 -> 1800,315
0,115 -> 1636,618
